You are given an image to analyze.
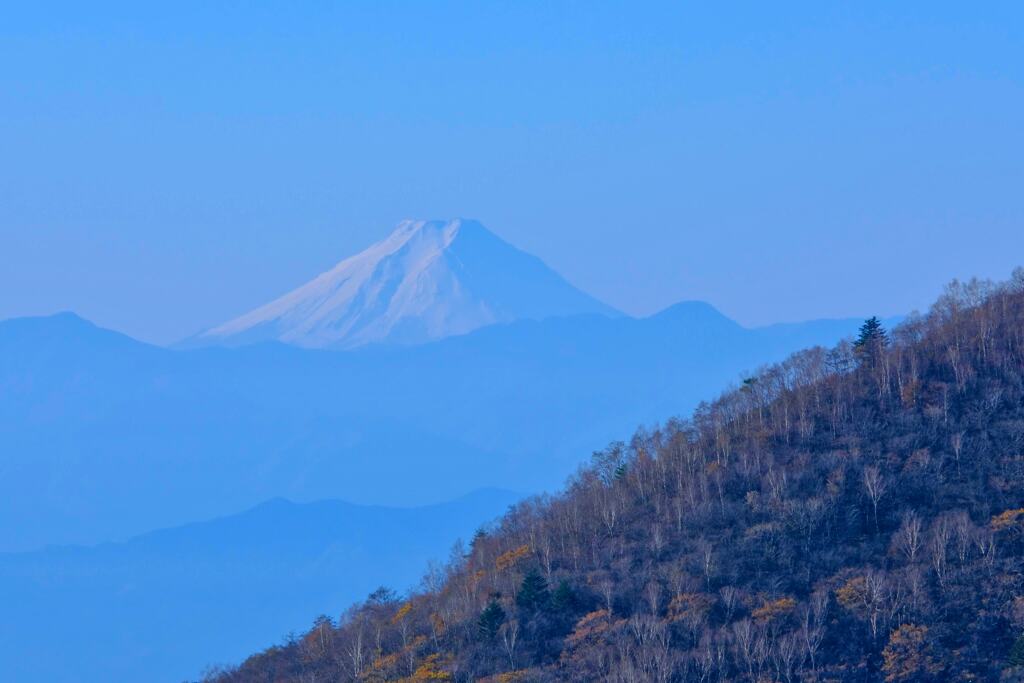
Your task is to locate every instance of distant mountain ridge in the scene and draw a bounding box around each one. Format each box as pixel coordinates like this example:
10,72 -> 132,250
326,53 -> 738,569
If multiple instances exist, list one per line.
0,306 -> 896,553
188,218 -> 619,349
0,305 -> 901,683
0,488 -> 522,683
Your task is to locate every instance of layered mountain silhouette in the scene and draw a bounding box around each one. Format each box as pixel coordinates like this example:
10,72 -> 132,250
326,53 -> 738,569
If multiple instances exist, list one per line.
0,226 -> 908,683
187,219 -> 619,349
0,488 -> 522,683
0,309 -> 890,683
0,307 -> 896,553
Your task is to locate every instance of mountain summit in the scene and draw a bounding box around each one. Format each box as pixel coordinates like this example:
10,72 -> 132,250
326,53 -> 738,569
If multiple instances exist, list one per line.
190,219 -> 619,350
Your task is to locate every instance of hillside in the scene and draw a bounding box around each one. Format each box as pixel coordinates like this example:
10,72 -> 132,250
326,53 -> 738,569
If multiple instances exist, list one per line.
205,270 -> 1024,682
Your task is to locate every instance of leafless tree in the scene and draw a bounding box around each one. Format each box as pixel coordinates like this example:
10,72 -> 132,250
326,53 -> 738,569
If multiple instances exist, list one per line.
895,513 -> 923,562
863,465 -> 886,532
499,619 -> 519,669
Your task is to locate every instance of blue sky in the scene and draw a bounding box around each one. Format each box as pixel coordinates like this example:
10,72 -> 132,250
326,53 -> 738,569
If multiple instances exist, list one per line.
2,2 -> 1022,344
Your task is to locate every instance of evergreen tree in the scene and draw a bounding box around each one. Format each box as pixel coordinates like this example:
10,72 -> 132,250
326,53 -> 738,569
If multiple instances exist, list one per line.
516,569 -> 550,612
478,599 -> 505,640
1010,633 -> 1024,667
854,316 -> 888,364
550,580 -> 578,614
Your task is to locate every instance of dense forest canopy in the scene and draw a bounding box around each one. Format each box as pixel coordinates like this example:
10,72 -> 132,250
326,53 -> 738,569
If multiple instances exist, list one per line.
205,270 -> 1024,682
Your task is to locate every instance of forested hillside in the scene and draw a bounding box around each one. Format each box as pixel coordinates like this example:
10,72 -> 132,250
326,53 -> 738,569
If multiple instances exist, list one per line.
206,271 -> 1024,682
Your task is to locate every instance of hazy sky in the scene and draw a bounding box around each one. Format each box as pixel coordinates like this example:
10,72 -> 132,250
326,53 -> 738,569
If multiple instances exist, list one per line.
2,2 -> 1022,344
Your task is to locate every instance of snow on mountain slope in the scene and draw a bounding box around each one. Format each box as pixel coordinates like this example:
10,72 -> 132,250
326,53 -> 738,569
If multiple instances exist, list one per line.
190,218 -> 619,349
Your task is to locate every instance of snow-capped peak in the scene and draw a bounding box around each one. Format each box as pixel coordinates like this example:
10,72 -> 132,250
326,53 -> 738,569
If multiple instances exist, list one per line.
190,219 -> 618,350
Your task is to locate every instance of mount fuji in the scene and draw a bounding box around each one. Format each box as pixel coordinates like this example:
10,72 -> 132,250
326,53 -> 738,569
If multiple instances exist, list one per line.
189,218 -> 619,349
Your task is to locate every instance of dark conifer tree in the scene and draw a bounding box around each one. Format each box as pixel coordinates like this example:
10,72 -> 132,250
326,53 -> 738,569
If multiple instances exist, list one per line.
550,580 -> 578,614
516,569 -> 550,612
1010,634 -> 1024,668
477,599 -> 505,640
854,315 -> 888,363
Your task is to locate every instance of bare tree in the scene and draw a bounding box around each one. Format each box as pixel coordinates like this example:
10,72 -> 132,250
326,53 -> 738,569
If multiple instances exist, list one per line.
733,619 -> 756,680
801,589 -> 829,674
951,431 -> 965,475
772,632 -> 802,683
863,465 -> 886,532
929,516 -> 952,590
500,619 -> 519,669
895,513 -> 923,562
719,586 -> 740,623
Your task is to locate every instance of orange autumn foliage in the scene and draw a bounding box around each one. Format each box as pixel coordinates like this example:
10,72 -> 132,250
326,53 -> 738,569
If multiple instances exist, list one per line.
751,596 -> 796,623
667,592 -> 714,624
882,624 -> 940,681
396,653 -> 453,681
477,671 -> 531,683
565,610 -> 613,649
991,507 -> 1024,531
392,601 -> 413,624
495,545 -> 531,572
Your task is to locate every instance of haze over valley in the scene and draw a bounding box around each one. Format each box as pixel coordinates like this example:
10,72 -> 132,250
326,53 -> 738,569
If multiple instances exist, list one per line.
0,219 -> 898,680
3,4 -> 1021,681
